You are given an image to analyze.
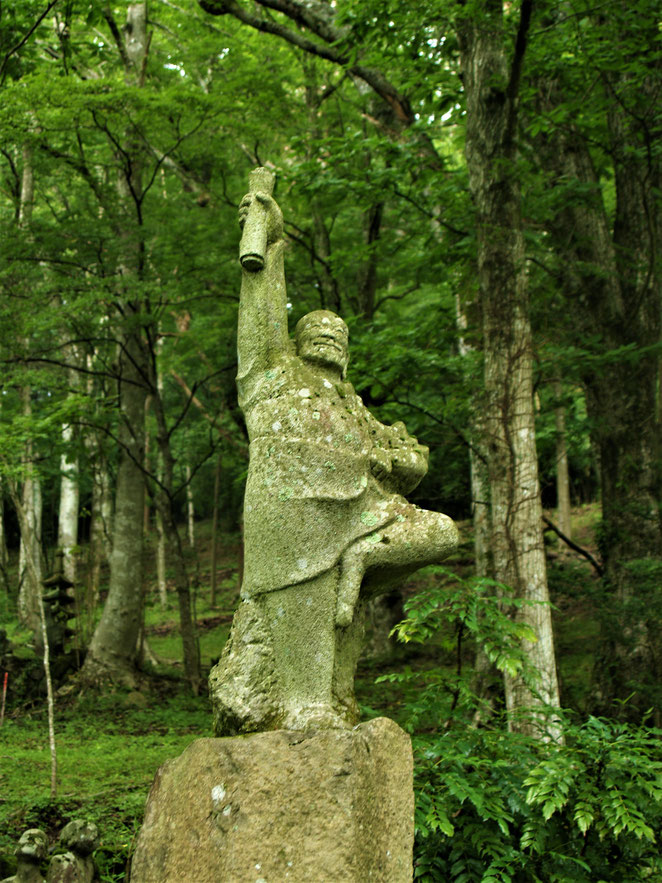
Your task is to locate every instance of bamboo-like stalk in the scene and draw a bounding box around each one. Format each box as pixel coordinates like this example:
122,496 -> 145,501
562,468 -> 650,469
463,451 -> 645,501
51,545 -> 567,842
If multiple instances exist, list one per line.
210,453 -> 222,607
7,477 -> 57,797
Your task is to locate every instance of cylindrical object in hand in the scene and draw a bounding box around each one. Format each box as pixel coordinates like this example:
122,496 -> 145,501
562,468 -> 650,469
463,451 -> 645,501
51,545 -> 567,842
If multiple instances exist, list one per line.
239,167 -> 276,272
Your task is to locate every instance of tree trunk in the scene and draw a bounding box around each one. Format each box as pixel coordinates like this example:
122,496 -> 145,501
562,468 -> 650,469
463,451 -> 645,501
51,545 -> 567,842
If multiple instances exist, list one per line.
458,3 -> 561,738
209,452 -> 222,607
151,384 -> 201,693
455,292 -> 491,579
552,379 -> 571,542
57,420 -> 80,583
17,387 -> 43,632
155,505 -> 168,609
143,396 -> 152,537
7,481 -> 58,797
154,358 -> 168,608
185,463 -> 195,548
356,200 -> 383,321
82,331 -> 147,685
80,2 -> 150,686
456,291 -> 497,716
16,140 -> 43,631
87,436 -> 112,603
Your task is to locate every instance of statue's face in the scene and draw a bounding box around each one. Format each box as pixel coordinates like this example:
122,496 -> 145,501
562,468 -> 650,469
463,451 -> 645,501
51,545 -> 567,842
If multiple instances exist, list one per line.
295,311 -> 349,377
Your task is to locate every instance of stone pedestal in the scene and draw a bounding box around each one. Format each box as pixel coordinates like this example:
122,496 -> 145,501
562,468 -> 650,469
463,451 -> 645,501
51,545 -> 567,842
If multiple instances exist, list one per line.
130,717 -> 413,882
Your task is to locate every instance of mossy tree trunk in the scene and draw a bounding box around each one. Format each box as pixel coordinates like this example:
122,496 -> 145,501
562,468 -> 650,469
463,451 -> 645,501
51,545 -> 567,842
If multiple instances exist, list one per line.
82,329 -> 147,685
80,2 -> 150,686
458,1 -> 561,738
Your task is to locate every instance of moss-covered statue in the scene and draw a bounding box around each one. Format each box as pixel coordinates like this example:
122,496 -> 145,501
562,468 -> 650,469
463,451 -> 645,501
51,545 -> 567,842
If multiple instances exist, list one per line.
210,169 -> 458,734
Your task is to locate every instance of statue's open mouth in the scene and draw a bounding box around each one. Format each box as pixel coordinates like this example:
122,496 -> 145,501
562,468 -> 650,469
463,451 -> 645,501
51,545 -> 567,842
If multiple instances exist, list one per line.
313,337 -> 343,352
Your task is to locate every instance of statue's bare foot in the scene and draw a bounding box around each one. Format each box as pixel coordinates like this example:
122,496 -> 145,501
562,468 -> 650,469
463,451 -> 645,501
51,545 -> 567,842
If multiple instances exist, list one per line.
281,703 -> 350,732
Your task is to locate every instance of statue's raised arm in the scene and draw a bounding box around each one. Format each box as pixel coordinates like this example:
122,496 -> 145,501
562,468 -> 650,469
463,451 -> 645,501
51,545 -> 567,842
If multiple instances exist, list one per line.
236,168 -> 289,406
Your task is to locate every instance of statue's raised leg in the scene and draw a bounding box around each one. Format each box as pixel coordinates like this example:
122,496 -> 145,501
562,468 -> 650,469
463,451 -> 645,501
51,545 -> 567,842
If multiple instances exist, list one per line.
336,503 -> 459,628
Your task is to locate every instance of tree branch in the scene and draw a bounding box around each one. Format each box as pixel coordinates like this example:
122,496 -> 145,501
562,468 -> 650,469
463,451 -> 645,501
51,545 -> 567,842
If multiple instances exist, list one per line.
102,6 -> 131,70
0,0 -> 61,85
543,515 -> 604,576
170,371 -> 248,456
505,0 -> 533,146
199,0 -> 414,124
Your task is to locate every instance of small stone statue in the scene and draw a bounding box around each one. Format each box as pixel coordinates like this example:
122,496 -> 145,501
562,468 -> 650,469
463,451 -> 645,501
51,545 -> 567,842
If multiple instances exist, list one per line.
1,822 -> 99,883
46,820 -> 99,883
210,169 -> 458,734
1,829 -> 48,883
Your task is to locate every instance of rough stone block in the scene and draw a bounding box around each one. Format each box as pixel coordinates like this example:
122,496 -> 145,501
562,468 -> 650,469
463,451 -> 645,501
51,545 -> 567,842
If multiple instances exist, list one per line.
130,717 -> 413,882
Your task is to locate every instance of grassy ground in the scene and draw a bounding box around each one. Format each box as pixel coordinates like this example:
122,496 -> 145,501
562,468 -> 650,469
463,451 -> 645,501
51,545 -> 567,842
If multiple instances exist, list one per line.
0,689 -> 211,880
0,508 -> 602,880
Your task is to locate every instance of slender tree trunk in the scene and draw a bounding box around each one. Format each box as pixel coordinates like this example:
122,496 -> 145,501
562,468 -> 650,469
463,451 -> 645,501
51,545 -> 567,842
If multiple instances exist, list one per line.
154,361 -> 168,608
151,385 -> 200,693
87,437 -> 112,605
356,199 -> 383,321
458,2 -> 561,739
17,387 -> 43,632
143,396 -> 152,536
155,506 -> 168,609
552,379 -> 571,541
185,463 -> 195,548
86,352 -> 113,600
7,481 -> 57,797
15,139 -> 43,631
58,420 -> 80,583
455,292 -> 491,579
456,290 -> 497,717
210,452 -> 222,607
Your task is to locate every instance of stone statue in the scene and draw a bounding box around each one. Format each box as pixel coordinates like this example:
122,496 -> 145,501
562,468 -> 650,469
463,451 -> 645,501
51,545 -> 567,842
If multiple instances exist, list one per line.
209,169 -> 458,734
1,829 -> 47,883
1,822 -> 99,883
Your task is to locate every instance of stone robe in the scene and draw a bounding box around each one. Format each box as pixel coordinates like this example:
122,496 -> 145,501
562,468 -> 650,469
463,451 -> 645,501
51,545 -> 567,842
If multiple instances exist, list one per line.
236,242 -> 429,601
240,359 -> 429,598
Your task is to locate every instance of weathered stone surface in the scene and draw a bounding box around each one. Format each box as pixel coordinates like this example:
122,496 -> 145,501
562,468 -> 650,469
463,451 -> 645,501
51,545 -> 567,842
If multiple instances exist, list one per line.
0,829 -> 47,883
45,820 -> 99,883
210,170 -> 458,734
130,717 -> 414,883
59,821 -> 99,857
45,853 -> 93,883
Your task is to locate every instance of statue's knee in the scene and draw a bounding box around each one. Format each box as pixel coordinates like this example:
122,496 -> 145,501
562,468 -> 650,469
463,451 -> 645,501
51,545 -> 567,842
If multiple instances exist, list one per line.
425,512 -> 459,558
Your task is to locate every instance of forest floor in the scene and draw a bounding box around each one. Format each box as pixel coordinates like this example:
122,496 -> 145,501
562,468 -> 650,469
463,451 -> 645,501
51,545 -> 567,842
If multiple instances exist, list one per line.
0,506 -> 601,881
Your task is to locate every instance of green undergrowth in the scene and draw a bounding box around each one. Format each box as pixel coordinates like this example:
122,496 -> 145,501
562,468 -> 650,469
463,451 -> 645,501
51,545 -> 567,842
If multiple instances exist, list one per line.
4,509 -> 652,881
377,567 -> 662,882
411,715 -> 662,883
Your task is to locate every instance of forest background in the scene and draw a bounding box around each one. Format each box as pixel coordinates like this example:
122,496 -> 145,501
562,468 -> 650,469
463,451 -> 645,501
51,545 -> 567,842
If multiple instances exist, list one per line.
0,1 -> 661,881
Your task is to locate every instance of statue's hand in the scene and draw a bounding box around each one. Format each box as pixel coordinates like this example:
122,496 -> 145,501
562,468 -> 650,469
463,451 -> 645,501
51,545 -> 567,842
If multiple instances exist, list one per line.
238,192 -> 283,244
369,448 -> 392,483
